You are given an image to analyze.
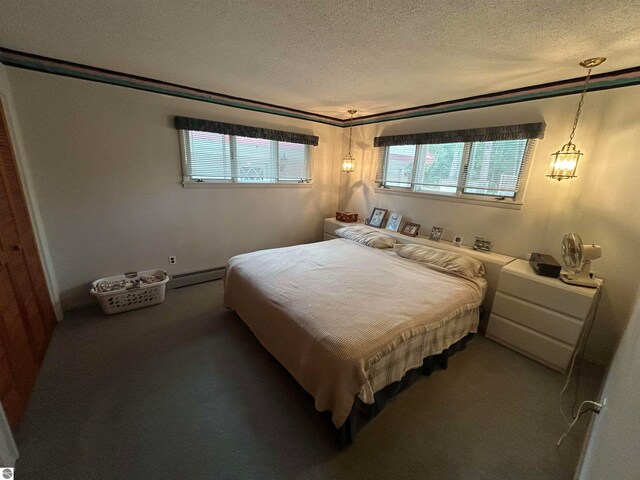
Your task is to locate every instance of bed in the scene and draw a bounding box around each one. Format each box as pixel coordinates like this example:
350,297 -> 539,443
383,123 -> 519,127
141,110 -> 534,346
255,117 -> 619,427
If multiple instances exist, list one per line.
223,234 -> 487,442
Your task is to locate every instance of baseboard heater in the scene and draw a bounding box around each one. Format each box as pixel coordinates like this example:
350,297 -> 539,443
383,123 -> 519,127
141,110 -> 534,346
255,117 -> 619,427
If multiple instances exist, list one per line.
168,266 -> 226,289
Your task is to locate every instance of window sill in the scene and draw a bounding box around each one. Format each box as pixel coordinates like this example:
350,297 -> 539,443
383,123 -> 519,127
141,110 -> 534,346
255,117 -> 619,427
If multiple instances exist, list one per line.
182,181 -> 313,189
374,187 -> 523,210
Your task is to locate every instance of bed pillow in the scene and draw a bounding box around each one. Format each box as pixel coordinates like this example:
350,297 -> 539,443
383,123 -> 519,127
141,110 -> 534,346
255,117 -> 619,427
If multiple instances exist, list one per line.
335,225 -> 396,249
393,243 -> 485,279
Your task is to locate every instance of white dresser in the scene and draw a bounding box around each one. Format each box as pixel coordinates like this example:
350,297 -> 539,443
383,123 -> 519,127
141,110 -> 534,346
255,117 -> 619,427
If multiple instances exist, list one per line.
486,259 -> 602,373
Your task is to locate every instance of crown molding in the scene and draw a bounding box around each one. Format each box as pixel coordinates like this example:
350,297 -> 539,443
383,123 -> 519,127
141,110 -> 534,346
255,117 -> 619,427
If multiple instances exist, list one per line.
2,47 -> 640,128
0,47 -> 344,126
351,66 -> 640,126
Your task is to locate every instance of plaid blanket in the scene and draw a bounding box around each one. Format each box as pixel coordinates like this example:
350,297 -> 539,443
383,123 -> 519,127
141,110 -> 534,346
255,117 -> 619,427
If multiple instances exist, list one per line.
224,239 -> 485,427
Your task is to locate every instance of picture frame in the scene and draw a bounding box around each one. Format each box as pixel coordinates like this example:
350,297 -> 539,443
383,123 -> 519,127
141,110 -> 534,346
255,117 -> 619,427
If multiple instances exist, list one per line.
473,237 -> 492,252
453,235 -> 464,247
401,222 -> 421,237
385,212 -> 403,232
429,226 -> 443,242
367,208 -> 388,228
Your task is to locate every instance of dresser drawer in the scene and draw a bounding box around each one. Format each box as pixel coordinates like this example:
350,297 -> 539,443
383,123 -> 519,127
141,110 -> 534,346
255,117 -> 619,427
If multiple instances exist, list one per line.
492,292 -> 583,345
499,270 -> 593,318
486,313 -> 573,372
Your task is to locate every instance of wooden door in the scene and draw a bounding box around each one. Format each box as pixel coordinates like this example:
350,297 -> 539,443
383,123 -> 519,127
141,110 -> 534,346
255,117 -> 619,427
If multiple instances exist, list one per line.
0,99 -> 56,429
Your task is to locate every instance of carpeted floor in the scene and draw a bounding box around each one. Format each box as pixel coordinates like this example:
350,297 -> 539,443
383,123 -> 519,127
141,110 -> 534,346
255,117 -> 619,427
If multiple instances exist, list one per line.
14,280 -> 602,479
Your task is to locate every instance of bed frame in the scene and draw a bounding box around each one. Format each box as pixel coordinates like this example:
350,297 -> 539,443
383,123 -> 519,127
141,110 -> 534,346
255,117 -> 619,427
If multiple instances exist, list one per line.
330,332 -> 475,447
230,221 -> 510,446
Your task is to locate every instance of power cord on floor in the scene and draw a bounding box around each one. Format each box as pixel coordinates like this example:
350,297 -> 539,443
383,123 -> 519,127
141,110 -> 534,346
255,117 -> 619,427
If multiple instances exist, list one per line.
557,400 -> 603,447
557,285 -> 603,446
571,303 -> 597,417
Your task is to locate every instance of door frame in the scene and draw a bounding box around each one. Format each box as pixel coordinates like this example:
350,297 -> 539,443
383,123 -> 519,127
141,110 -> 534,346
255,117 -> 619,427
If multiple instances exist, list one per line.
0,81 -> 62,321
0,404 -> 18,467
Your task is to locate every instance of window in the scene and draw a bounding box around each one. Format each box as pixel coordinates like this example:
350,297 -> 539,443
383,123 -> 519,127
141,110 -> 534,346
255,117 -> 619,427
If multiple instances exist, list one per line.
374,123 -> 545,203
463,140 -> 528,197
175,116 -> 317,185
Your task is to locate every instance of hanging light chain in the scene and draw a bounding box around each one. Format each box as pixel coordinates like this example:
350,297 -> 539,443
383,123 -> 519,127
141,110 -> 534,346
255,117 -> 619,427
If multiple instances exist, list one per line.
568,67 -> 594,144
341,109 -> 358,173
547,57 -> 605,181
347,110 -> 355,154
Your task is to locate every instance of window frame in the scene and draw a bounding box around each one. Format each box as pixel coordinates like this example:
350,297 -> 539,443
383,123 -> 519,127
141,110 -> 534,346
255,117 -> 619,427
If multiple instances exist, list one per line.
376,138 -> 536,206
178,129 -> 313,187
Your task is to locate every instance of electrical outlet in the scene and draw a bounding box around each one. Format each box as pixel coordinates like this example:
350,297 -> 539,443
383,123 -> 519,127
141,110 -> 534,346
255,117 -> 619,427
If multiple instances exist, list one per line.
168,256 -> 176,265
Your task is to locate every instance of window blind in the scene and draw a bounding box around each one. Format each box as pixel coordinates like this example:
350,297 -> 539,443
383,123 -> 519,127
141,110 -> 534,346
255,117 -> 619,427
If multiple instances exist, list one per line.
181,131 -> 232,180
278,141 -> 309,181
375,142 -> 467,191
177,116 -> 314,184
235,136 -> 275,182
463,139 -> 531,196
414,142 -> 466,194
375,136 -> 537,200
382,144 -> 417,187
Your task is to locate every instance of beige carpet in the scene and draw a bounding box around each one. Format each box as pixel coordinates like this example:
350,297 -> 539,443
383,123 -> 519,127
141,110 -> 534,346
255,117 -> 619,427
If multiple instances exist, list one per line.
14,280 -> 602,479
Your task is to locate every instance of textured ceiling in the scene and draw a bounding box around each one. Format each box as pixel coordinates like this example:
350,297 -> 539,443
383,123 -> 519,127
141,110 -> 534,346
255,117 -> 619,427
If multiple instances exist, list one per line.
1,0 -> 639,119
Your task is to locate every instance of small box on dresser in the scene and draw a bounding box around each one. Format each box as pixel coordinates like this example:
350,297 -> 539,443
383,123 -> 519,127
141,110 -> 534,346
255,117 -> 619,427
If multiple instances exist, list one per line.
335,211 -> 358,223
486,259 -> 602,373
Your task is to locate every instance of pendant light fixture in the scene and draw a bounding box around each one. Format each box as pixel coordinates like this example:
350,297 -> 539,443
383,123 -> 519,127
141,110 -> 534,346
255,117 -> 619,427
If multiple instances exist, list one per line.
547,57 -> 606,181
341,109 -> 357,173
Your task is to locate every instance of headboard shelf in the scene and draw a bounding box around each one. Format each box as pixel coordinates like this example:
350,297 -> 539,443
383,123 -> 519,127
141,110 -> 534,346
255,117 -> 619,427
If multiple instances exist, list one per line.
323,217 -> 516,314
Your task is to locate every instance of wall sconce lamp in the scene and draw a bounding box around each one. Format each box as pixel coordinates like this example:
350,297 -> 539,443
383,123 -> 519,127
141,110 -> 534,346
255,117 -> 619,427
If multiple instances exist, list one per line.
341,109 -> 357,173
547,57 -> 606,181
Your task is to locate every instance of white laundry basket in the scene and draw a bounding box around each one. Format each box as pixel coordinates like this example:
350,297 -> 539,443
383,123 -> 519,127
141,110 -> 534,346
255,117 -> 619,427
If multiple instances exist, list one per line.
90,270 -> 169,315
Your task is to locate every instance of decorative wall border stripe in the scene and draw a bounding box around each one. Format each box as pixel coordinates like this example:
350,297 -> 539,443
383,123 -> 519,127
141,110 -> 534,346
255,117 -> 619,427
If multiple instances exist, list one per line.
1,47 -> 640,128
0,48 -> 344,127
351,67 -> 640,126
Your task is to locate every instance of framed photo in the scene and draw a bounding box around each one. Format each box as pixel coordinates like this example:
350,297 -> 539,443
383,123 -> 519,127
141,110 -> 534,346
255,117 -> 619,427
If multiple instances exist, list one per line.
368,208 -> 388,228
385,212 -> 403,232
453,236 -> 464,247
429,226 -> 443,242
473,237 -> 492,252
401,222 -> 421,237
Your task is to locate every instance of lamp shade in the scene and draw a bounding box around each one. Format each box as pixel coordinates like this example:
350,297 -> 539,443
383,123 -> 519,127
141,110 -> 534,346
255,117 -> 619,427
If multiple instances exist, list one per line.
547,142 -> 582,180
341,152 -> 356,173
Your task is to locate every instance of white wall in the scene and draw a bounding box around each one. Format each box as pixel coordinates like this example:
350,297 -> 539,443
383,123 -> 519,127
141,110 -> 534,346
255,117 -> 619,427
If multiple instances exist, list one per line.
577,286 -> 640,479
6,63 -> 639,365
340,86 -> 640,365
5,67 -> 342,310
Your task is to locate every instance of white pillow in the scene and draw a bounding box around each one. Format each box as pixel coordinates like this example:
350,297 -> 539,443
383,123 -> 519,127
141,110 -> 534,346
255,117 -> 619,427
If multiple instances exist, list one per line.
335,225 -> 396,249
393,243 -> 485,279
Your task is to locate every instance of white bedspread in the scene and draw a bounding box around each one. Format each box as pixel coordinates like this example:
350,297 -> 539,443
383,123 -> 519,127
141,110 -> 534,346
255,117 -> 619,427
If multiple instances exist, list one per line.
224,238 -> 486,427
